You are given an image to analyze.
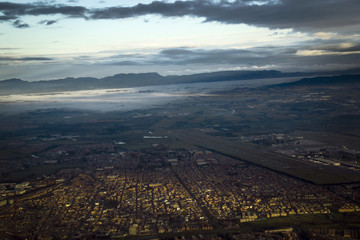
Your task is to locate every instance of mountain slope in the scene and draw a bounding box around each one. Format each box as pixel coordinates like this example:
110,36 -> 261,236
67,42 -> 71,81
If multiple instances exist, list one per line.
272,74 -> 360,88
1,69 -> 360,95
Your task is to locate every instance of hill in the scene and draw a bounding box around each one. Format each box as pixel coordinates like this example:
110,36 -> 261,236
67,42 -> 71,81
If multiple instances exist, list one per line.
272,74 -> 360,88
1,69 -> 360,95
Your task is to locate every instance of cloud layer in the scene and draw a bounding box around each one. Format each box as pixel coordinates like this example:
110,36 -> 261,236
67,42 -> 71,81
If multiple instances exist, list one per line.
0,56 -> 53,61
1,0 -> 359,32
115,44 -> 360,69
1,0 -> 359,80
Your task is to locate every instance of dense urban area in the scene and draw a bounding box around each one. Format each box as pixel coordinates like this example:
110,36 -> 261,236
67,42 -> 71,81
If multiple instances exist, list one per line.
1,75 -> 360,239
1,144 -> 360,239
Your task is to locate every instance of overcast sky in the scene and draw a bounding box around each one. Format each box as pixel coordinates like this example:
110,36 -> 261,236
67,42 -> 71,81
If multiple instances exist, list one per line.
0,0 -> 360,81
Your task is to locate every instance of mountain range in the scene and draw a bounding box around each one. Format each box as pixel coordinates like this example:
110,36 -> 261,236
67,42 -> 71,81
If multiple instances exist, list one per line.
1,69 -> 360,95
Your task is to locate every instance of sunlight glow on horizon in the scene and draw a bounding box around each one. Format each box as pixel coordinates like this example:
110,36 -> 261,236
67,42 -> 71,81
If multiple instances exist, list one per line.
1,0 -> 359,80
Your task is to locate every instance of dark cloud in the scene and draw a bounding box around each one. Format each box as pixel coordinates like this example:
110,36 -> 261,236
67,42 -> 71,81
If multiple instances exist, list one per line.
90,1 -> 193,19
1,0 -> 359,32
0,2 -> 28,10
39,19 -> 58,25
26,5 -> 86,17
160,48 -> 194,56
89,0 -> 360,32
13,20 -> 29,28
18,57 -> 53,61
0,1 -> 87,24
307,43 -> 360,53
108,60 -> 141,66
155,47 -> 277,65
0,2 -> 31,19
0,15 -> 16,21
111,45 -> 360,71
102,47 -> 283,67
0,56 -> 53,61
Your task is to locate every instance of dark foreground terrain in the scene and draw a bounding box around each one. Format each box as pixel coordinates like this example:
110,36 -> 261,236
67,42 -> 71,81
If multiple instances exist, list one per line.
0,74 -> 360,239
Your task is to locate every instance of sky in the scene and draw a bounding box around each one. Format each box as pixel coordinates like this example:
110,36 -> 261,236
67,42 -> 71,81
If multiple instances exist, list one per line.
0,0 -> 360,81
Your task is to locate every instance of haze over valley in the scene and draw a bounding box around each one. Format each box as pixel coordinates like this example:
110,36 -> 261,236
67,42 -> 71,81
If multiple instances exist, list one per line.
1,0 -> 360,239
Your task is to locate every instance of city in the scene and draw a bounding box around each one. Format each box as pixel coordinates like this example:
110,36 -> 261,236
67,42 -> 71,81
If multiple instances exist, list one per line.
1,0 -> 360,239
1,144 -> 360,239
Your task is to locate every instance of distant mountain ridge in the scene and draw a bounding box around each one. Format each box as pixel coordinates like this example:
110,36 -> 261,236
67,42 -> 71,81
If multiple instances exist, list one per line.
271,74 -> 360,88
1,69 -> 360,95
